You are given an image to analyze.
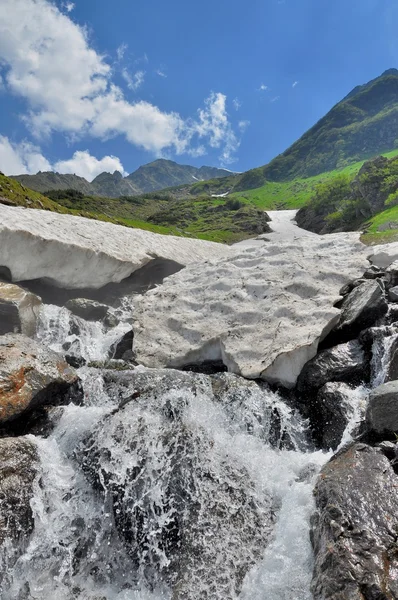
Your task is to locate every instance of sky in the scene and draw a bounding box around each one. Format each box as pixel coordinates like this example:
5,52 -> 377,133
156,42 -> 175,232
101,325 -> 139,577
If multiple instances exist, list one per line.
0,0 -> 397,181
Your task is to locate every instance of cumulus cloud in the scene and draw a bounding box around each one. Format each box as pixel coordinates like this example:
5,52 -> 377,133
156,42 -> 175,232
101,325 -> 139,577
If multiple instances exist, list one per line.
62,1 -> 74,11
0,136 -> 51,174
0,136 -> 126,181
238,120 -> 250,132
258,84 -> 268,91
54,150 -> 127,180
122,69 -> 145,91
232,97 -> 241,110
0,0 -> 242,162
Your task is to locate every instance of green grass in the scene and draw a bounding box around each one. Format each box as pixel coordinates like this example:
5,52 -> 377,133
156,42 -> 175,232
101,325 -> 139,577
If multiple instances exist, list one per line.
226,149 -> 398,211
361,204 -> 398,245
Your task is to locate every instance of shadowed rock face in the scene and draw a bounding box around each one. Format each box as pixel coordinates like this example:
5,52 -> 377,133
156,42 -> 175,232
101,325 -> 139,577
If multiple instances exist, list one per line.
311,443 -> 398,600
0,334 -> 81,425
78,369 -> 276,599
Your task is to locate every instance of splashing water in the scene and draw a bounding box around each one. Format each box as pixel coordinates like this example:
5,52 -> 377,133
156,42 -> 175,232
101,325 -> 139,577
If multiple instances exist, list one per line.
3,299 -> 388,599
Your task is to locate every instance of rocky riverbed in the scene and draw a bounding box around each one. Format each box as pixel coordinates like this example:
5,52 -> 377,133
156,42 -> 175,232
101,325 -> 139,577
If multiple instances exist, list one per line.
1,208 -> 398,598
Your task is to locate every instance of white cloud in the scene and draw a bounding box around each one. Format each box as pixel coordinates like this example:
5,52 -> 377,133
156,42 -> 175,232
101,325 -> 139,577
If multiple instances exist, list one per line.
116,43 -> 128,61
0,0 -> 242,162
271,96 -> 280,103
258,84 -> 268,91
0,135 -> 126,181
238,120 -> 250,132
62,1 -> 74,11
292,81 -> 299,88
156,69 -> 167,78
232,97 -> 241,110
54,150 -> 127,180
0,135 -> 51,174
122,69 -> 145,92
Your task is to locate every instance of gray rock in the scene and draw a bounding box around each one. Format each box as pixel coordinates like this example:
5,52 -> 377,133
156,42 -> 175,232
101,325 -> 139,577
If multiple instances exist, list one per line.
78,369 -> 275,598
385,260 -> 398,288
311,443 -> 398,599
389,285 -> 398,302
366,380 -> 398,435
326,280 -> 388,345
315,382 -> 358,450
109,330 -> 134,361
339,278 -> 366,297
363,265 -> 385,279
65,298 -> 109,322
297,340 -> 368,393
0,282 -> 41,337
0,334 -> 82,426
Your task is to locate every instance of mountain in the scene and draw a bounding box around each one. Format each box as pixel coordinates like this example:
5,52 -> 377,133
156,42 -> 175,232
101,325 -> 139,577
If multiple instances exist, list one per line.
11,159 -> 232,198
262,68 -> 398,181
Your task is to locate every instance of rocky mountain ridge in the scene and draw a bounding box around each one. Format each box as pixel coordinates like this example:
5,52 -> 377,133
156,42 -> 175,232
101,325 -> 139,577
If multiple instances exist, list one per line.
11,158 -> 232,198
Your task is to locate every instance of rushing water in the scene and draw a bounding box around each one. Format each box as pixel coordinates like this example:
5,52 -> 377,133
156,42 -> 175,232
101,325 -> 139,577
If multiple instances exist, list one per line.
0,302 -> 378,599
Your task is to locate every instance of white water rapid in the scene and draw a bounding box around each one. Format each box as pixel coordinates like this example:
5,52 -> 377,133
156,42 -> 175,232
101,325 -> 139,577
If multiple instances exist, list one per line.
0,296 -> 376,600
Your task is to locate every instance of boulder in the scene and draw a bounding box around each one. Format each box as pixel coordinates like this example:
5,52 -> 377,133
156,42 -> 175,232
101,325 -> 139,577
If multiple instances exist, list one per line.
0,282 -> 41,337
0,437 -> 39,548
78,369 -> 275,598
366,380 -> 398,436
0,205 -> 232,289
311,443 -> 398,599
109,330 -> 134,361
64,298 -> 109,322
323,279 -> 388,346
0,334 -> 82,425
389,286 -> 398,302
314,382 -> 362,450
297,340 -> 368,393
363,265 -> 384,279
133,233 -> 368,388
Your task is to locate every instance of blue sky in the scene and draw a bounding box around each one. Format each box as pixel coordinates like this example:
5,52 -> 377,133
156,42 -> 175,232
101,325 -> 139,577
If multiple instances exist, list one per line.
0,0 -> 397,180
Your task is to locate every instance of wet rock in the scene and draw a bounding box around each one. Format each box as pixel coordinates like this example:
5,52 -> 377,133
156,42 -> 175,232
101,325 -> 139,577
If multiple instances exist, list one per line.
78,371 -> 275,599
0,437 -> 39,546
323,280 -> 388,346
389,285 -> 398,302
65,298 -> 109,322
366,380 -> 398,436
315,382 -> 361,450
311,443 -> 398,600
0,282 -> 41,337
297,340 -> 368,393
109,330 -> 134,361
0,334 -> 82,425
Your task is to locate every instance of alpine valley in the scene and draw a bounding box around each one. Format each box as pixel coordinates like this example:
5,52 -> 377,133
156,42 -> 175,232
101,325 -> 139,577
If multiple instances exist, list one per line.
3,68 -> 398,600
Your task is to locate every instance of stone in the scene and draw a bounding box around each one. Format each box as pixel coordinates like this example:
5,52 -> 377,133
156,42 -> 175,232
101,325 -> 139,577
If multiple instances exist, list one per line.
297,340 -> 368,393
389,285 -> 398,302
314,382 -> 362,450
311,443 -> 398,600
0,282 -> 41,337
64,298 -> 109,322
0,205 -> 232,289
109,330 -> 134,361
133,233 -> 368,388
324,279 -> 388,346
385,260 -> 398,289
363,265 -> 384,279
338,278 -> 366,297
0,334 -> 82,425
77,368 -> 275,599
366,380 -> 398,436
0,437 -> 39,547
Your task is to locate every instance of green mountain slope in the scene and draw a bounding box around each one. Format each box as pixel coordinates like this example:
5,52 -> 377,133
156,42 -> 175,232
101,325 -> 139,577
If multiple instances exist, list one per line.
10,159 -> 232,198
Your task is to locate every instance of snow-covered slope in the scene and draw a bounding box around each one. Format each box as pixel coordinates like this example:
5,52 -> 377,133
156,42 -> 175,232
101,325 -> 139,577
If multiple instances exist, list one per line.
134,232 -> 369,387
0,206 -> 232,289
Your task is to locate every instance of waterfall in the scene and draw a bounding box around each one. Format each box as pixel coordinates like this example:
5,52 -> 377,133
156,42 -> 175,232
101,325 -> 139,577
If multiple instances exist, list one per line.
1,300 -> 393,599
